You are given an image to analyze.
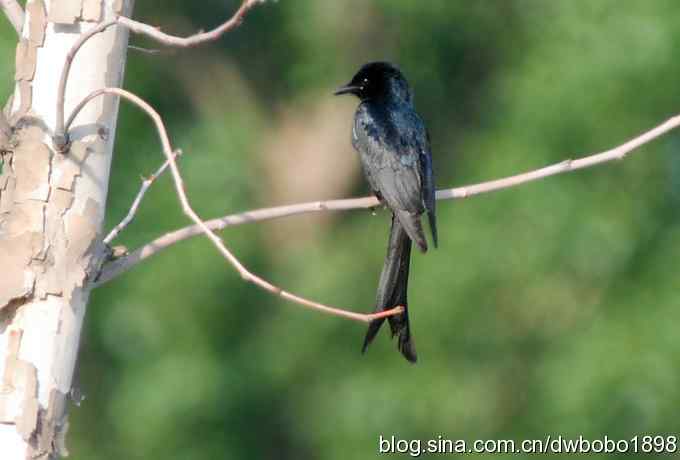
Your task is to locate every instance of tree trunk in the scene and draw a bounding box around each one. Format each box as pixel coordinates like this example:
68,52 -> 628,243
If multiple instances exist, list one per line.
0,0 -> 133,458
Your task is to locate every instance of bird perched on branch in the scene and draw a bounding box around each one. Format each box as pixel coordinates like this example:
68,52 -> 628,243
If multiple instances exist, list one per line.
335,62 -> 437,363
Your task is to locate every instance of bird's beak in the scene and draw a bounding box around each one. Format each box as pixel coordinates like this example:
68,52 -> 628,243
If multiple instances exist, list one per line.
334,84 -> 361,96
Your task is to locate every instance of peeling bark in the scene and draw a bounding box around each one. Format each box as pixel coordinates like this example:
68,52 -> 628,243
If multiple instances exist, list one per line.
0,112 -> 10,150
1,0 -> 135,458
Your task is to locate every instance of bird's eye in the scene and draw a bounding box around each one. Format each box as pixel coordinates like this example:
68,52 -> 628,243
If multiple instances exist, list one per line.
363,78 -> 369,84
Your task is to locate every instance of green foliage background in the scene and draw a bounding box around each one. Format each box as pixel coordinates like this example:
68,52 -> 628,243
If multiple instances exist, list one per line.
3,1 -> 680,458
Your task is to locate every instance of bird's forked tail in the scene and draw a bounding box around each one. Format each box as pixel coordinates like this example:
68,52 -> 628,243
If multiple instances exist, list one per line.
362,213 -> 417,362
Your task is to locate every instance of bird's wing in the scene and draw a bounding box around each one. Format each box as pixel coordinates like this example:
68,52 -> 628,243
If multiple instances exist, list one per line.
419,129 -> 437,248
353,109 -> 428,251
353,114 -> 424,214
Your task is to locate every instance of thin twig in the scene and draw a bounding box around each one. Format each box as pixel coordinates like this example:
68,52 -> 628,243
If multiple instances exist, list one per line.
1,0 -> 23,35
102,149 -> 181,245
127,45 -> 163,55
93,113 -> 680,286
69,87 -> 401,324
54,0 -> 262,148
115,0 -> 262,48
54,19 -> 116,148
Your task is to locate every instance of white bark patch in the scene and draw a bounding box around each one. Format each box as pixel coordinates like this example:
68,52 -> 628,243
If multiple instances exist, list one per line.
17,298 -> 60,403
81,0 -> 101,22
13,361 -> 39,441
16,82 -> 32,119
27,0 -> 47,47
14,40 -> 38,82
47,0 -> 82,25
0,329 -> 40,441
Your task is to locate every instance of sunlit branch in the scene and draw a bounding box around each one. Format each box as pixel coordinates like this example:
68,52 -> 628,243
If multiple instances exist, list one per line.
95,113 -> 680,285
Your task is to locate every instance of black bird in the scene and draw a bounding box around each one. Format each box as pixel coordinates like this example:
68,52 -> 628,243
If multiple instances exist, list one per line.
335,62 -> 437,363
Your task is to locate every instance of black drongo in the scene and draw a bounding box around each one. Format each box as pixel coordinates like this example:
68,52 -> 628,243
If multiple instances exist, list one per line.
335,62 -> 437,362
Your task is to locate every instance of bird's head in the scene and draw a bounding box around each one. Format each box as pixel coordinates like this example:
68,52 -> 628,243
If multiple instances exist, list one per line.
334,61 -> 412,104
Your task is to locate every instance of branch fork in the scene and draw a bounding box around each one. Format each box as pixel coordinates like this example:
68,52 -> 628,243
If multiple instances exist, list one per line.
54,0 -> 262,149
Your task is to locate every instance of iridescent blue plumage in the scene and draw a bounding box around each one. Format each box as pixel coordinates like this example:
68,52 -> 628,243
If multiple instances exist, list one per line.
336,62 -> 438,362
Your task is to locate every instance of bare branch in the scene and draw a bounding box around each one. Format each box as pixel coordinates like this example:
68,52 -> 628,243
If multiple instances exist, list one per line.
102,149 -> 182,245
115,0 -> 262,48
436,114 -> 680,200
55,0 -> 263,148
94,197 -> 380,286
70,87 -> 400,324
94,113 -> 680,286
127,45 -> 163,55
1,0 -> 23,35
